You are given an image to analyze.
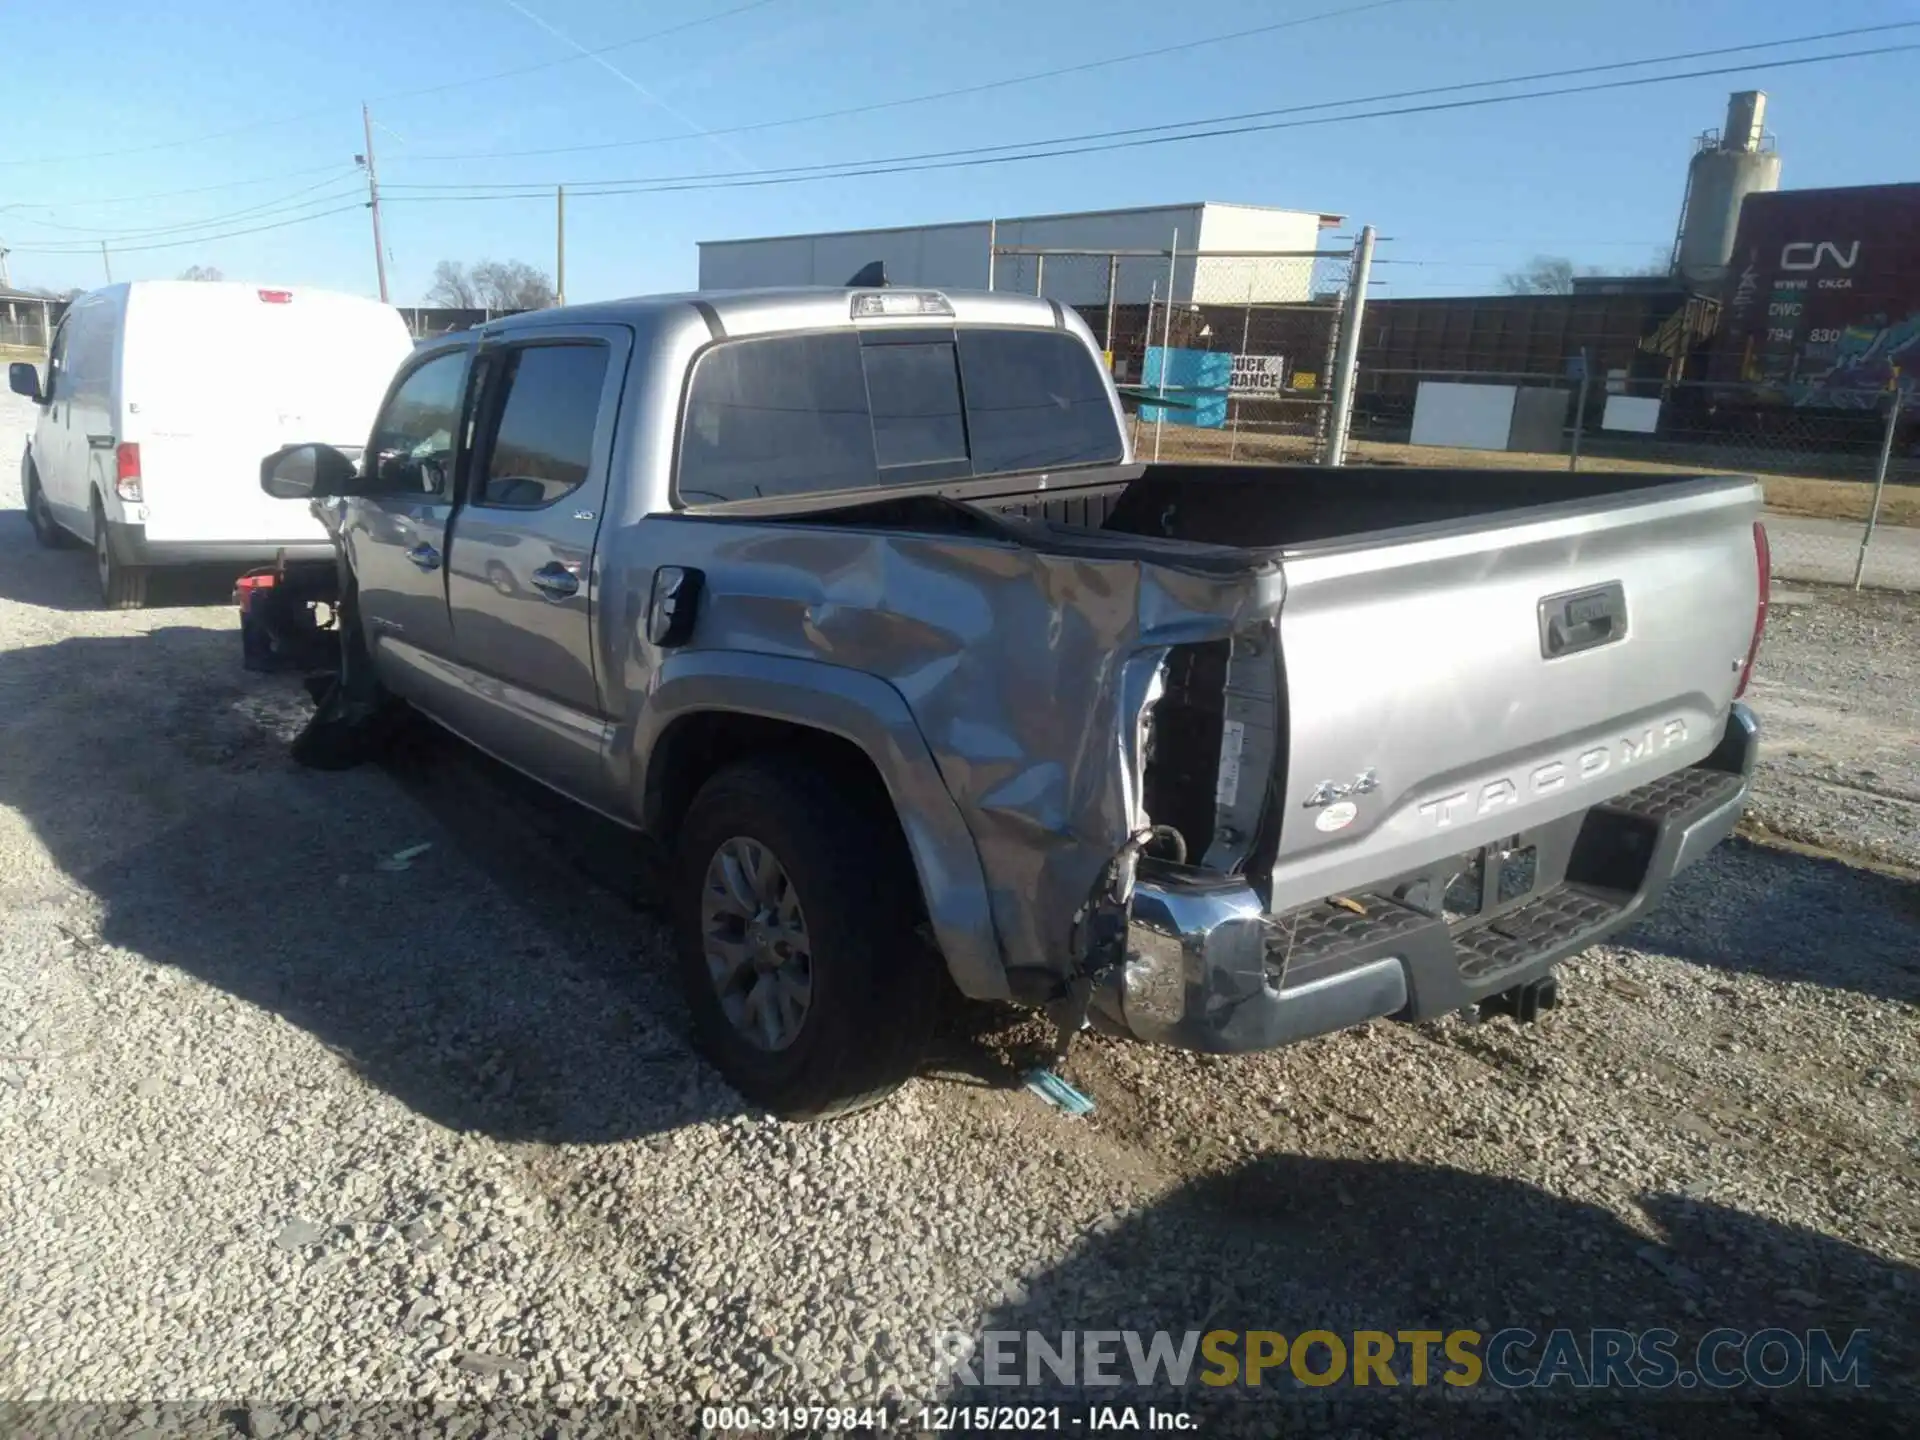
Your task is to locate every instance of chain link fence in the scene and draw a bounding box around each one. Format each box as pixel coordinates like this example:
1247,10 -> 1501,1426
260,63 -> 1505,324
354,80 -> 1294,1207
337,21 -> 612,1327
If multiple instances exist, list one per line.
1,296 -> 60,355
989,240 -> 1363,464
987,253 -> 1912,594
1341,371 -> 1912,590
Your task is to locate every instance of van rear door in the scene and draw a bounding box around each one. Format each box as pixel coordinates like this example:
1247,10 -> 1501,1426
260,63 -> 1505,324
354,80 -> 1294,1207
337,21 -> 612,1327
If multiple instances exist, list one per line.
119,283 -> 412,546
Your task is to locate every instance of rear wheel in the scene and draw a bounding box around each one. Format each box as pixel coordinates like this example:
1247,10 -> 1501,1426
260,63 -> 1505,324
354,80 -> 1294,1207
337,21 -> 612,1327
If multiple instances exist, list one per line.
25,466 -> 70,549
673,759 -> 939,1120
93,501 -> 148,610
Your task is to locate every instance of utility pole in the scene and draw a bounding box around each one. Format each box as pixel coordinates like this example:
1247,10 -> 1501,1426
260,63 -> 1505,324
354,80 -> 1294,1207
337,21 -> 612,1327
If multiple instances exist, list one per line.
556,185 -> 566,307
100,241 -> 113,284
359,103 -> 390,303
1323,224 -> 1376,467
0,244 -> 11,289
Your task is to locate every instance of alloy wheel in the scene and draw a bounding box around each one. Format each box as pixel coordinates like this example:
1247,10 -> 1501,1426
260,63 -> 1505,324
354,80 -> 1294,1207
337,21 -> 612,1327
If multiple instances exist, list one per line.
700,835 -> 813,1052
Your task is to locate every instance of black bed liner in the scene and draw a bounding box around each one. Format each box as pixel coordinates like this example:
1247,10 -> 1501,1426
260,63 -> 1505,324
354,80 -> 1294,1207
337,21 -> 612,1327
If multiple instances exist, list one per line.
671,461 -> 1749,573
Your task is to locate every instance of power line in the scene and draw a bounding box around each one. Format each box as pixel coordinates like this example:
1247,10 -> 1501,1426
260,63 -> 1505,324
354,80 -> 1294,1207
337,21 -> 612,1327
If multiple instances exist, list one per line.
382,15 -> 1912,181
15,26 -> 1901,265
0,0 -> 786,168
2,174 -> 364,240
382,24 -> 1918,192
6,162 -> 361,210
6,189 -> 365,253
378,38 -> 1918,202
404,0 -> 1429,162
7,203 -> 367,256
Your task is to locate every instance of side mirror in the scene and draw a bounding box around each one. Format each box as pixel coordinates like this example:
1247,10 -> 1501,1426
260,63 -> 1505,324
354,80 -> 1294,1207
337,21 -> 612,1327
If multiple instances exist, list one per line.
8,362 -> 44,404
261,443 -> 358,501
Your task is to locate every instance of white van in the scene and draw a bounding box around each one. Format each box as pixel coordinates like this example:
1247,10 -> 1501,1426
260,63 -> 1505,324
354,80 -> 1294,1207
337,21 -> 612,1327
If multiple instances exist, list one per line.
9,281 -> 414,607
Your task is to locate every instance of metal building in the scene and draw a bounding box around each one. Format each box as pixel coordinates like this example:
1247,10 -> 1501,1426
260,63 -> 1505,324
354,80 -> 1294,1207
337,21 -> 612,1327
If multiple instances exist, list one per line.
696,201 -> 1344,306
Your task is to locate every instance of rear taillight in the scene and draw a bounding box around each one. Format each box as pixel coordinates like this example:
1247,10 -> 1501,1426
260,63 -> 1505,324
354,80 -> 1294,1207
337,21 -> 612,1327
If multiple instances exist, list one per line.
1735,520 -> 1770,699
114,442 -> 143,503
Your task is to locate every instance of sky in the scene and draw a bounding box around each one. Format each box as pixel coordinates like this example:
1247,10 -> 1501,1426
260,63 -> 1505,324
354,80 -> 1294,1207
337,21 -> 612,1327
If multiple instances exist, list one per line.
3,0 -> 1916,304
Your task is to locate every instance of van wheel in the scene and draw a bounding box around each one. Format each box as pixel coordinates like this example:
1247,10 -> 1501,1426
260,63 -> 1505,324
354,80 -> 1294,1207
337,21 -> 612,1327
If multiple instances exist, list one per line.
673,759 -> 938,1121
93,503 -> 148,610
25,467 -> 71,549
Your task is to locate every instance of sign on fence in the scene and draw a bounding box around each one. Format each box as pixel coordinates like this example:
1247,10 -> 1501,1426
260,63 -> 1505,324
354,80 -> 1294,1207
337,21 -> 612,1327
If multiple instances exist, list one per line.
1229,353 -> 1287,396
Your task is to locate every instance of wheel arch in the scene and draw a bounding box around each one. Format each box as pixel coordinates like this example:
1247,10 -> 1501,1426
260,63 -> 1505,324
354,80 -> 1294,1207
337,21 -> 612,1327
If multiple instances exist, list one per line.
633,653 -> 1010,1002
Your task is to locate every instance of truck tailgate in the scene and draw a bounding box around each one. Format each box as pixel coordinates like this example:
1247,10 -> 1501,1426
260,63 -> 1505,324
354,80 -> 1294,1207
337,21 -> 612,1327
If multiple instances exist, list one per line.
1264,477 -> 1763,912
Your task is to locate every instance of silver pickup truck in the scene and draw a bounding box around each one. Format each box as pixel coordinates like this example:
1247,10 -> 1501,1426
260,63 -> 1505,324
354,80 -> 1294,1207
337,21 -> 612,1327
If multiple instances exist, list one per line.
261,286 -> 1768,1119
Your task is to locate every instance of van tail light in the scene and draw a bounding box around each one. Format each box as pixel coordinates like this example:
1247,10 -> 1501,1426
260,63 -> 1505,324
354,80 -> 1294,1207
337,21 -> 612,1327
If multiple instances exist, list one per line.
1734,520 -> 1770,699
114,442 -> 143,503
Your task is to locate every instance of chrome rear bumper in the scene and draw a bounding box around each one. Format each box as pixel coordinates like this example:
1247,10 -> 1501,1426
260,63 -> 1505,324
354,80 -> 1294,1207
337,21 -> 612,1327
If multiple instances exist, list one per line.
1094,703 -> 1759,1053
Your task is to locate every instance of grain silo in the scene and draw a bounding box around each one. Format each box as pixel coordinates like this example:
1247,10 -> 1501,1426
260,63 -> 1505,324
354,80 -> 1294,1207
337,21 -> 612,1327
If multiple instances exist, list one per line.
1672,91 -> 1784,286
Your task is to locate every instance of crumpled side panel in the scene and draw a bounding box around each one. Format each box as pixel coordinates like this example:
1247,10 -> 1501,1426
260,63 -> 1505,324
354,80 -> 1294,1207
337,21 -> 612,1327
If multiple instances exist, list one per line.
667,523 -> 1283,975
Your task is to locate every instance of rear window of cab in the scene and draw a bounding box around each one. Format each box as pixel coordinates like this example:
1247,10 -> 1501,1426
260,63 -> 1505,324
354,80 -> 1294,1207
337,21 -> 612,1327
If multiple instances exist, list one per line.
676,327 -> 1122,505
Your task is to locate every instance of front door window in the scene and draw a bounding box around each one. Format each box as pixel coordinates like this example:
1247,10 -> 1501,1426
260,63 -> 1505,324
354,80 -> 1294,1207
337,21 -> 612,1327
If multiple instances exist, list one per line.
367,351 -> 469,498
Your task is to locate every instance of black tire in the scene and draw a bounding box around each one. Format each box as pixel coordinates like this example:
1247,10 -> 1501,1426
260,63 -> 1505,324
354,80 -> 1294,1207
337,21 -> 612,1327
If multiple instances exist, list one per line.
25,466 -> 71,549
93,502 -> 148,610
673,758 -> 940,1120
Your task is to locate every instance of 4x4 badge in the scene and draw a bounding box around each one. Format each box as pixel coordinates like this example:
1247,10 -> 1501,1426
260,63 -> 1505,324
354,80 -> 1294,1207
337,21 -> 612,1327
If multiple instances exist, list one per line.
1304,769 -> 1378,808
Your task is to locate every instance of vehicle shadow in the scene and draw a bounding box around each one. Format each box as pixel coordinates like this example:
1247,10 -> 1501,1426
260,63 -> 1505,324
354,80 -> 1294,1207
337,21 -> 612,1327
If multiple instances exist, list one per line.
1620,839 -> 1920,1006
942,1153 -> 1916,1436
0,625 -> 743,1145
2,625 -> 1911,1151
0,508 -> 254,612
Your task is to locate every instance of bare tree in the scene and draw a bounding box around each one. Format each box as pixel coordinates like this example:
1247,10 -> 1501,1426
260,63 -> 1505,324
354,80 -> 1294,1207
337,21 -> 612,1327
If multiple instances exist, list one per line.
1500,255 -> 1581,295
471,259 -> 557,309
424,258 -> 556,310
177,265 -> 224,282
424,260 -> 479,308
1499,253 -> 1670,294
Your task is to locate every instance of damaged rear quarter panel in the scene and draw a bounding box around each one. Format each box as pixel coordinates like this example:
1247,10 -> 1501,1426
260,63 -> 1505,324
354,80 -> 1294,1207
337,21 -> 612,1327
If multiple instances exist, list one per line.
621,516 -> 1284,981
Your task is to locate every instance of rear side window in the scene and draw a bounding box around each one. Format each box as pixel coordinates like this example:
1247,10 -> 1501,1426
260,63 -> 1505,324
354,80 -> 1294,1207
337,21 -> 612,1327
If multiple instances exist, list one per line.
678,332 -> 874,502
957,329 -> 1123,475
64,307 -> 115,396
44,320 -> 71,400
677,327 -> 1120,505
478,343 -> 609,508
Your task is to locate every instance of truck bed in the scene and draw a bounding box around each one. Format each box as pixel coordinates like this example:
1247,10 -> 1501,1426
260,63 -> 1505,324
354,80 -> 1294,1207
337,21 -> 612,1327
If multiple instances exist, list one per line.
978,461 -> 1765,908
973,461 -> 1739,547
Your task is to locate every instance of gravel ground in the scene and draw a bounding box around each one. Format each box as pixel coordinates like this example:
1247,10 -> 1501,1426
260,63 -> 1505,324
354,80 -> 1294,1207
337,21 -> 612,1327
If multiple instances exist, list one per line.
2,390 -> 1916,1436
1763,516 -> 1920,593
1744,584 -> 1920,873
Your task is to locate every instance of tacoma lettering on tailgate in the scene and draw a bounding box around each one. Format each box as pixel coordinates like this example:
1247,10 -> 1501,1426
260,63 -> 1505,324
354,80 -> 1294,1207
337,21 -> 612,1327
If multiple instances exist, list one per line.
1416,720 -> 1690,830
